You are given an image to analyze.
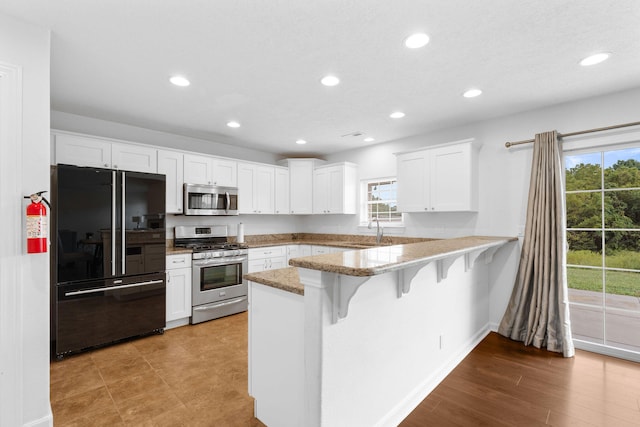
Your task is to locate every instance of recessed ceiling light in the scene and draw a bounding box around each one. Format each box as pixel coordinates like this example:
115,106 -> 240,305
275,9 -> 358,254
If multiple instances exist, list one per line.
321,75 -> 340,86
463,88 -> 482,98
364,137 -> 375,142
169,75 -> 190,87
227,121 -> 240,128
404,33 -> 430,49
579,52 -> 610,66
390,111 -> 405,119
295,139 -> 307,145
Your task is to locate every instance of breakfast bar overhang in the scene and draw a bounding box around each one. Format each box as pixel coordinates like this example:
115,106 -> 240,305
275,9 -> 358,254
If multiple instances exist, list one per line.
246,236 -> 517,427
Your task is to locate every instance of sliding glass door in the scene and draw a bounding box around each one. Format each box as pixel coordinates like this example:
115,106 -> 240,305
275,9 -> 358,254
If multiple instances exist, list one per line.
565,145 -> 640,356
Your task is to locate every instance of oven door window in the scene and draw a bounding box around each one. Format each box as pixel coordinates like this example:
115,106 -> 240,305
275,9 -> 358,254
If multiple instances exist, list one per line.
200,263 -> 242,291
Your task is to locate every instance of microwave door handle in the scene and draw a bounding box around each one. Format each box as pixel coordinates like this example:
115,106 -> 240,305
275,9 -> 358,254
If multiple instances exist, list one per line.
121,171 -> 126,275
226,191 -> 230,213
111,171 -> 116,276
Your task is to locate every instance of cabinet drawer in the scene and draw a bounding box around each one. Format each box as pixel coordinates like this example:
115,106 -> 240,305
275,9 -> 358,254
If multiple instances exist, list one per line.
166,254 -> 191,270
248,246 -> 287,260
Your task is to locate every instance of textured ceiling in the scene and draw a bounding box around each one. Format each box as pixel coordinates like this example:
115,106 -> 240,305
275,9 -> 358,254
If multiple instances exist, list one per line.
2,0 -> 639,156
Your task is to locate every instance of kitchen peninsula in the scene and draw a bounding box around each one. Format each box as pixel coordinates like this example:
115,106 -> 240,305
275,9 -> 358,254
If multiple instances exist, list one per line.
245,236 -> 516,427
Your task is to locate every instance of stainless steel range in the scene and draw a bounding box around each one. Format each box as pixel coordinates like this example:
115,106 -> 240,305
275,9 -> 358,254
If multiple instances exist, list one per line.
174,225 -> 248,324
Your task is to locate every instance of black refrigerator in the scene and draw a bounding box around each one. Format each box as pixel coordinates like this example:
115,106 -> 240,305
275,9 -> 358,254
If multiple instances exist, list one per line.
50,164 -> 167,359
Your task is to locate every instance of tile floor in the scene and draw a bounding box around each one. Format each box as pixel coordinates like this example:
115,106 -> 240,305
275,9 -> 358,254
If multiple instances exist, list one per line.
50,311 -> 265,426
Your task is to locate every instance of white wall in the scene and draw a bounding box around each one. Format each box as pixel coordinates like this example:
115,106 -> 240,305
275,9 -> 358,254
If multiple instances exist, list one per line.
166,214 -> 304,240
313,87 -> 640,325
0,12 -> 52,427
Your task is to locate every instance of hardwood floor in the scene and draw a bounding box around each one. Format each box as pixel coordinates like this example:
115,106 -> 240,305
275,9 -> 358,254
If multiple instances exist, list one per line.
51,313 -> 640,426
401,333 -> 640,427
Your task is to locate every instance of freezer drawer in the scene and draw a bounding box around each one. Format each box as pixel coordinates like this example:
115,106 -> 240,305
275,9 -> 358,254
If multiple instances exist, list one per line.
53,273 -> 166,358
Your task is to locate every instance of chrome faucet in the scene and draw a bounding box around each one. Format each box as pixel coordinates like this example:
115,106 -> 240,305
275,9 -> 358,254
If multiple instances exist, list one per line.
368,217 -> 384,245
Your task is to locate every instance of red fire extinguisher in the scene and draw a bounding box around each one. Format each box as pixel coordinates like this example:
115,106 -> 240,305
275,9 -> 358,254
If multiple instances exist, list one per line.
25,191 -> 50,254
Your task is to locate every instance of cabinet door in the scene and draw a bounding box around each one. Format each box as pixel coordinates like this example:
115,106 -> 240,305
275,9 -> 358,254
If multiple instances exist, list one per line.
237,162 -> 256,214
267,256 -> 287,270
298,244 -> 312,257
274,167 -> 289,215
255,166 -> 275,214
248,258 -> 267,273
55,133 -> 112,168
326,166 -> 345,214
166,267 -> 192,322
430,144 -> 472,211
158,150 -> 184,214
289,160 -> 314,214
212,158 -> 237,187
397,151 -> 429,212
112,143 -> 157,173
286,245 -> 299,263
311,246 -> 332,255
184,154 -> 213,184
313,168 -> 329,214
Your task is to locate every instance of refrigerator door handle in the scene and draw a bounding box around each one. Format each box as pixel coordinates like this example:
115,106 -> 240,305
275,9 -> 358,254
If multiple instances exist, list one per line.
111,170 -> 116,276
64,279 -> 164,297
121,171 -> 126,275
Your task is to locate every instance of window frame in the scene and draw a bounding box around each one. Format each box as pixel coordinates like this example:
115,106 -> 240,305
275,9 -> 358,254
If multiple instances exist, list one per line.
563,139 -> 640,360
359,177 -> 404,228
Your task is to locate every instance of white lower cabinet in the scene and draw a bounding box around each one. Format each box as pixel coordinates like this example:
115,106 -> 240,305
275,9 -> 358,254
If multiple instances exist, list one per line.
248,246 -> 287,273
286,244 -> 311,263
165,254 -> 192,327
311,245 -> 346,255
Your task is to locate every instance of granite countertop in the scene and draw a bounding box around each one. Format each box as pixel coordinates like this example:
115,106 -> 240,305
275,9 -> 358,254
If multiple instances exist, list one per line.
166,247 -> 192,255
234,233 -> 437,249
245,236 -> 517,292
245,267 -> 303,295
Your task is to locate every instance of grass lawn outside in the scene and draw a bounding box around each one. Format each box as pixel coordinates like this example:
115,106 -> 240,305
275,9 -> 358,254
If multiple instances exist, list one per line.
567,266 -> 640,297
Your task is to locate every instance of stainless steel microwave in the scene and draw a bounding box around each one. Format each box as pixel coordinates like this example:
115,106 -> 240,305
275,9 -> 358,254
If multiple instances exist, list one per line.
183,183 -> 239,216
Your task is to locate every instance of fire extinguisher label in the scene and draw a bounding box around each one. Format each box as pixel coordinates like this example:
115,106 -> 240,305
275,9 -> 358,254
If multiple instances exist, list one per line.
26,215 -> 47,238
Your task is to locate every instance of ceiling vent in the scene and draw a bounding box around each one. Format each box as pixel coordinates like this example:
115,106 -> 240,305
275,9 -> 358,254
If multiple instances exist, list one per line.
341,131 -> 363,138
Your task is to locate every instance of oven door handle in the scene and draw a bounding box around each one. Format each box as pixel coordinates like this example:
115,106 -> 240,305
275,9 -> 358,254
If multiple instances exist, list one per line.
193,256 -> 247,266
193,296 -> 247,311
64,280 -> 164,297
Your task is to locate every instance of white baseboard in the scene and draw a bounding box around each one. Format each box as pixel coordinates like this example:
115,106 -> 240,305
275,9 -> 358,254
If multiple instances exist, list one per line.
574,339 -> 640,363
23,408 -> 53,427
377,324 -> 491,427
165,317 -> 190,330
488,321 -> 499,332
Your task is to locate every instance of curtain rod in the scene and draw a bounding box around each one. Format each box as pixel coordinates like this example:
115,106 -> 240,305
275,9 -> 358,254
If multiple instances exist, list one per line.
504,121 -> 640,148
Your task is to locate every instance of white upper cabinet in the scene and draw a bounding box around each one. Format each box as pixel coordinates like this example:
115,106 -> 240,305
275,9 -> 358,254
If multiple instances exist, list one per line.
184,154 -> 237,187
313,162 -> 357,214
274,167 -> 289,215
54,132 -> 157,173
238,162 -> 275,214
212,158 -> 238,187
396,139 -> 479,212
112,142 -> 157,173
286,159 -> 317,214
54,133 -> 112,168
157,150 -> 184,214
